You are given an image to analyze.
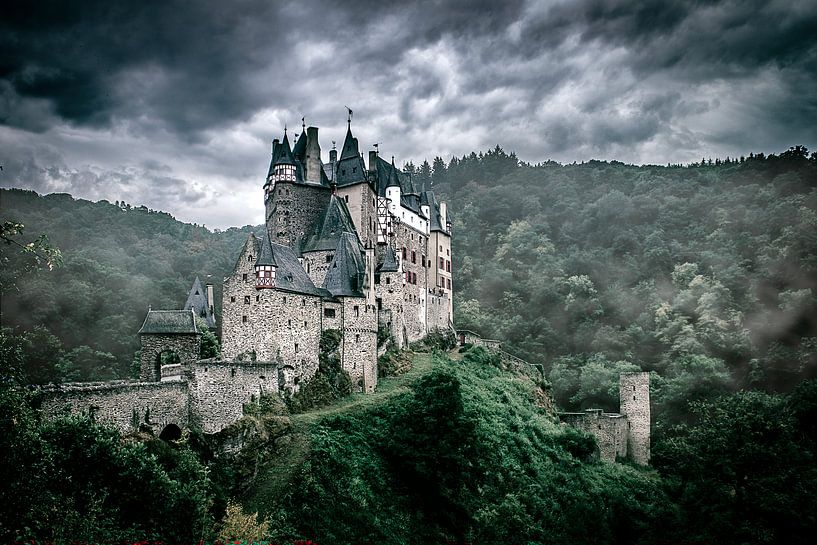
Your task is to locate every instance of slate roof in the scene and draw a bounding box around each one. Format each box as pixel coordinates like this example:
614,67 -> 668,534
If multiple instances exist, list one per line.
266,139 -> 281,178
400,193 -> 426,217
274,132 -> 298,167
373,155 -> 417,196
323,232 -> 366,297
302,195 -> 359,253
335,125 -> 367,186
255,229 -> 276,266
292,131 -> 307,160
183,276 -> 216,328
422,190 -> 447,233
377,245 -> 399,273
254,232 -> 323,296
339,126 -> 358,161
139,309 -> 200,335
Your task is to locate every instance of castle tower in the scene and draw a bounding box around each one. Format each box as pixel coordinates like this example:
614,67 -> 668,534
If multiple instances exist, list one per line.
264,129 -> 330,253
620,372 -> 650,465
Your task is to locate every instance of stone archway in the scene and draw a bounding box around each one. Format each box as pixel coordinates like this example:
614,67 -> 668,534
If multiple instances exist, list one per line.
138,309 -> 202,382
159,423 -> 182,441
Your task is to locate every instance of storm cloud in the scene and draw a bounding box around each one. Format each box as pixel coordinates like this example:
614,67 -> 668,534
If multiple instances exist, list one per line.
1,0 -> 815,228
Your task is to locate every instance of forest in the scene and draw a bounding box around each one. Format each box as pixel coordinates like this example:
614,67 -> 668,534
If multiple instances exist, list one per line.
1,145 -> 816,544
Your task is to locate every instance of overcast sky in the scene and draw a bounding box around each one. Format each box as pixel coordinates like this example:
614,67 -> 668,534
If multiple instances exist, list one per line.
2,0 -> 816,229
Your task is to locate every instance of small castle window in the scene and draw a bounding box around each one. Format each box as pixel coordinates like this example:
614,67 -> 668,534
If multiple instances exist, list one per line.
288,319 -> 292,327
283,296 -> 287,303
244,296 -> 250,304
411,251 -> 416,264
633,385 -> 636,391
242,315 -> 248,323
633,395 -> 636,401
386,277 -> 390,285
326,254 -> 333,262
294,343 -> 299,353
248,255 -> 253,261
345,195 -> 349,203
231,296 -> 236,302
231,368 -> 236,377
256,295 -> 260,302
243,273 -> 248,281
301,298 -> 305,306
354,306 -> 359,317
355,334 -> 360,343
304,321 -> 307,327
324,308 -> 336,318
352,167 -> 357,173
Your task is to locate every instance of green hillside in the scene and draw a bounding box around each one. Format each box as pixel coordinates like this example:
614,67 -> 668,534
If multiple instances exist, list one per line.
1,188 -> 260,380
228,348 -> 675,545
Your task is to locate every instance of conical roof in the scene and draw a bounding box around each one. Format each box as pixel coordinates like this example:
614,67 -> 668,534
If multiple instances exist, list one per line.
323,232 -> 366,297
377,245 -> 399,273
274,131 -> 297,166
255,229 -> 277,266
183,276 -> 216,328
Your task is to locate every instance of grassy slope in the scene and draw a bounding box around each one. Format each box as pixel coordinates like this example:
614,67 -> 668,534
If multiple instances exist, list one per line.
240,349 -> 674,545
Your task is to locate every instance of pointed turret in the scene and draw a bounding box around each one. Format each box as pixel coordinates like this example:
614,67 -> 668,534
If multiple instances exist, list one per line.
183,276 -> 216,328
255,230 -> 277,288
387,156 -> 400,188
336,122 -> 367,186
339,125 -> 359,161
268,129 -> 302,186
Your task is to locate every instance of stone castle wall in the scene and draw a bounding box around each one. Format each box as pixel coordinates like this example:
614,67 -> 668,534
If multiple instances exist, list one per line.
339,296 -> 378,392
267,182 -> 330,253
189,361 -> 280,433
221,237 -> 322,382
302,249 -> 334,288
337,183 -> 378,247
38,380 -> 190,434
560,410 -> 628,462
392,222 -> 428,344
427,291 -> 451,332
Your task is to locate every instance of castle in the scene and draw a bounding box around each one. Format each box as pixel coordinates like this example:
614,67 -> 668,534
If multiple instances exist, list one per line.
217,117 -> 453,393
39,115 -> 455,435
35,115 -> 651,465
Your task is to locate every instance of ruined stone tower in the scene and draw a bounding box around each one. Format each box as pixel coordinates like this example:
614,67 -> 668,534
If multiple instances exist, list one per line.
620,372 -> 650,465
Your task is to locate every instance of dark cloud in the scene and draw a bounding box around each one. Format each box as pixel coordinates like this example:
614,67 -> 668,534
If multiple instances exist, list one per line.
1,0 -> 816,227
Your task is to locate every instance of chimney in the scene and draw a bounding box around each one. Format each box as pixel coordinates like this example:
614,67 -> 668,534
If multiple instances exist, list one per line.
206,283 -> 214,315
369,150 -> 378,173
305,126 -> 322,184
439,202 -> 447,225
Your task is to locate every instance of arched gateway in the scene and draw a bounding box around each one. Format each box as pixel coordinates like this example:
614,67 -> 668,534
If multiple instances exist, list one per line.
138,309 -> 201,382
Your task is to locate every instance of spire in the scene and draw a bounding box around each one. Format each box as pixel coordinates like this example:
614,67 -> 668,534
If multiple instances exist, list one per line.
339,123 -> 358,161
274,130 -> 297,166
387,156 -> 400,188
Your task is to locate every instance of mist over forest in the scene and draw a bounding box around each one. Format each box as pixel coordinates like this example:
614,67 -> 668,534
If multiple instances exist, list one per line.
2,144 -> 816,544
